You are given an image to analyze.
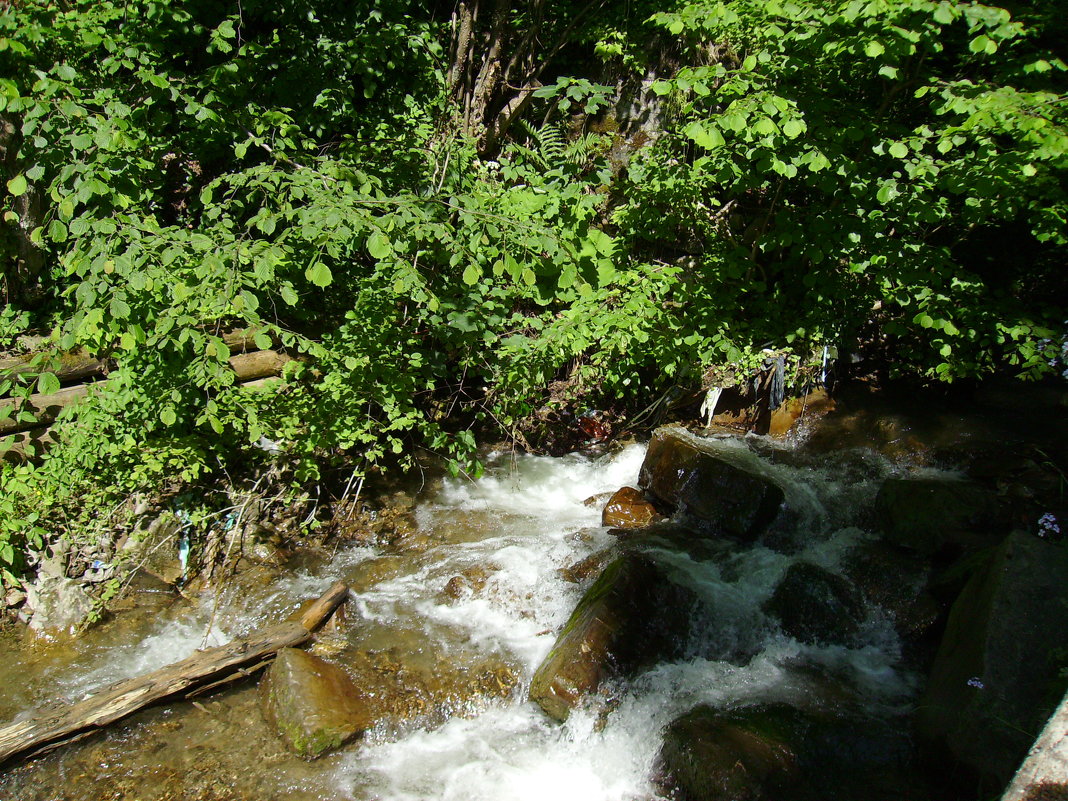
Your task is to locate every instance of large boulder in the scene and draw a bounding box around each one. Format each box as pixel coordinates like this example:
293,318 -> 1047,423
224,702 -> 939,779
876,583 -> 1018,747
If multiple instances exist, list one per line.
638,427 -> 784,540
763,561 -> 867,645
529,552 -> 698,721
260,648 -> 374,758
874,476 -> 1006,555
658,704 -> 917,801
918,531 -> 1068,784
658,705 -> 802,801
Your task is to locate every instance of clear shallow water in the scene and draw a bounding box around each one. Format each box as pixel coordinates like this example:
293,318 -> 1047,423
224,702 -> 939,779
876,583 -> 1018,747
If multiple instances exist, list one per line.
0,435 -> 921,801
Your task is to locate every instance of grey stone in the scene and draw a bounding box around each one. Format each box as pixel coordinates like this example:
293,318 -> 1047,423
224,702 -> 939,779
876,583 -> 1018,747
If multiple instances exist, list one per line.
25,574 -> 93,635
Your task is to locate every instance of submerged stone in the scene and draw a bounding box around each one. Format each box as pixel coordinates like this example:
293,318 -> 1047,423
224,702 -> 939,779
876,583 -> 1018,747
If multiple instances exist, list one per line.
638,427 -> 784,540
558,547 -> 615,583
763,561 -> 867,645
844,542 -> 941,642
260,648 -> 373,758
529,552 -> 697,721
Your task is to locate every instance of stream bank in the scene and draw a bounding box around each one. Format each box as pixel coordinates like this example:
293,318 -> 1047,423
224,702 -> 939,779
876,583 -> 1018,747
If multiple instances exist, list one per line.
0,381 -> 1064,800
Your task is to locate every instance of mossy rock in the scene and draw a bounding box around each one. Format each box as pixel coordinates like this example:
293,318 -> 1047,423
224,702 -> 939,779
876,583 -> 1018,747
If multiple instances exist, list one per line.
259,648 -> 373,759
658,704 -> 919,801
874,476 -> 1005,555
529,552 -> 698,721
763,561 -> 867,646
658,705 -> 802,801
919,531 -> 1068,784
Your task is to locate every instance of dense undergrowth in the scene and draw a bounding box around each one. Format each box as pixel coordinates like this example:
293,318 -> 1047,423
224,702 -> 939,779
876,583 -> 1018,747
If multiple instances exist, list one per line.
0,0 -> 1065,588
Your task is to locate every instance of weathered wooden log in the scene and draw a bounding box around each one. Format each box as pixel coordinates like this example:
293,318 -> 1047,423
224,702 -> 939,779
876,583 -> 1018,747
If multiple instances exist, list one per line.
0,349 -> 291,436
227,349 -> 291,382
0,581 -> 348,766
0,329 -> 268,386
0,375 -> 286,465
1001,690 -> 1068,801
0,349 -> 103,385
0,427 -> 56,465
0,383 -> 89,435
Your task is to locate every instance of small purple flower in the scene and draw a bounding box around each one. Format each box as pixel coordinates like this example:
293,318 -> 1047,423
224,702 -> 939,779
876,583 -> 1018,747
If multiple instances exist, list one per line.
967,677 -> 985,690
1038,513 -> 1061,538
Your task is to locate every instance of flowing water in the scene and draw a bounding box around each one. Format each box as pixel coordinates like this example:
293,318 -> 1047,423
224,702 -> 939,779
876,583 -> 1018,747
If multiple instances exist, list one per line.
0,432 -> 927,800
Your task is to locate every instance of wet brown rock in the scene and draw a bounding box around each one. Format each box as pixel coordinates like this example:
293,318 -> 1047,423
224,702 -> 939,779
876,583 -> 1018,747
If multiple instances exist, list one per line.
529,553 -> 698,721
638,427 -> 784,540
558,548 -> 615,583
601,486 -> 660,529
441,565 -> 492,599
768,389 -> 836,439
259,648 -> 374,758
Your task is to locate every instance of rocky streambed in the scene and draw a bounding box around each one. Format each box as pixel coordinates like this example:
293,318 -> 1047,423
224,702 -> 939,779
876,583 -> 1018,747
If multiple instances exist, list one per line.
0,389 -> 1066,800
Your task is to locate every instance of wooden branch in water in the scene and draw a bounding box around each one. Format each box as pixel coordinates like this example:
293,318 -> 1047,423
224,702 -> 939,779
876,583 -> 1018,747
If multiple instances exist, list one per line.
0,581 -> 349,767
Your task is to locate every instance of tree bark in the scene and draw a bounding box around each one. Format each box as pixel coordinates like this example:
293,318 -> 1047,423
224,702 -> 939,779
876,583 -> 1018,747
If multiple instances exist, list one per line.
0,113 -> 45,307
0,581 -> 349,766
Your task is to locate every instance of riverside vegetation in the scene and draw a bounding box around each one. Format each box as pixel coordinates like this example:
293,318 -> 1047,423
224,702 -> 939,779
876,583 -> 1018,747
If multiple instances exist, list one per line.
0,0 -> 1065,605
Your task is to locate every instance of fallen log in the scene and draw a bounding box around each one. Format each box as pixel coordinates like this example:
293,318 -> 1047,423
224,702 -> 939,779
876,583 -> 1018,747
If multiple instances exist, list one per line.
0,329 -> 269,386
0,580 -> 348,766
0,349 -> 104,385
0,349 -> 292,436
0,427 -> 57,465
0,375 -> 286,465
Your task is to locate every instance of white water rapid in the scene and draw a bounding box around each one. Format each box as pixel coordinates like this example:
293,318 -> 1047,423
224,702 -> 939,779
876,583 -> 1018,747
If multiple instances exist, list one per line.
0,434 -> 920,801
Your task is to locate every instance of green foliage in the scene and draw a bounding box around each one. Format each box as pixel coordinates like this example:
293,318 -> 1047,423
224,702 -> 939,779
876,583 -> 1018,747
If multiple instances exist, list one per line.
532,77 -> 616,115
635,0 -> 1068,379
0,0 -> 1064,584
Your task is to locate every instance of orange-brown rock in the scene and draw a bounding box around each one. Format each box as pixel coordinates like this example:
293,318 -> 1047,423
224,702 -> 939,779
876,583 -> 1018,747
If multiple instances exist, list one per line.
768,389 -> 836,439
601,486 -> 659,529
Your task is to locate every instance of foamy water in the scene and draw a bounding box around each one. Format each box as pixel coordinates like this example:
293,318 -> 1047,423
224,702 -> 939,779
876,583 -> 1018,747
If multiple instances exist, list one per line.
4,435 -> 917,800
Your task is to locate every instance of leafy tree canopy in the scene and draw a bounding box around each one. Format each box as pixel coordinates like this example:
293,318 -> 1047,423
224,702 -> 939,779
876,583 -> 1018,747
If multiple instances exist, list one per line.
0,0 -> 1064,580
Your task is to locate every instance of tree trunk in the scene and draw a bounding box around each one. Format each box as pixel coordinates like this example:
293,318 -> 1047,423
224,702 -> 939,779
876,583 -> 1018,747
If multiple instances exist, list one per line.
0,581 -> 349,766
0,113 -> 45,307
